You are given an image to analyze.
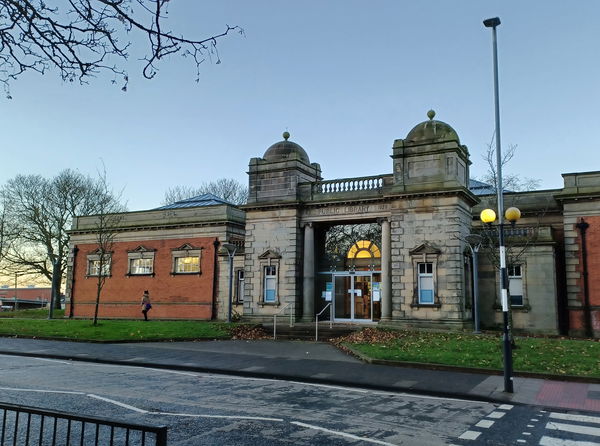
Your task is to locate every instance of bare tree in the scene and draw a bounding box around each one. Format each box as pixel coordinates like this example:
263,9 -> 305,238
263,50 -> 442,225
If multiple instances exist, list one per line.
162,178 -> 248,206
478,143 -> 541,198
474,141 -> 548,341
0,1 -> 243,97
91,169 -> 126,326
1,169 -> 125,309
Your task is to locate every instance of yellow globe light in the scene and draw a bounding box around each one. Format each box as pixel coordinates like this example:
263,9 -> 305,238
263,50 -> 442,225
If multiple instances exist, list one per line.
480,209 -> 496,224
505,207 -> 521,223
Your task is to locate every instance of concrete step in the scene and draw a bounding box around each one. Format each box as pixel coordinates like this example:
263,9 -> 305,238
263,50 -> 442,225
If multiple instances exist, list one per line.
263,323 -> 361,341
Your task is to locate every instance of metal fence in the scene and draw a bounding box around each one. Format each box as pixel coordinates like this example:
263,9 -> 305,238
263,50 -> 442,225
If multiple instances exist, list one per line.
0,401 -> 167,446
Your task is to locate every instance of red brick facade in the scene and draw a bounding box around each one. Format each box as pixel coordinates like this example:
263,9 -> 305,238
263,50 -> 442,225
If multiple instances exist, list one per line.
69,237 -> 217,320
571,216 -> 600,334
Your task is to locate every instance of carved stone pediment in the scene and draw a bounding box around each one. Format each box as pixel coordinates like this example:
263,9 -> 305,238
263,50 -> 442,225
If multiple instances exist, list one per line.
127,245 -> 156,254
172,243 -> 202,252
258,249 -> 281,260
409,243 -> 441,256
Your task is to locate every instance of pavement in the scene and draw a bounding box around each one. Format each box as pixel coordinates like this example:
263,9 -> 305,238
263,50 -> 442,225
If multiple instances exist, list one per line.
0,336 -> 598,414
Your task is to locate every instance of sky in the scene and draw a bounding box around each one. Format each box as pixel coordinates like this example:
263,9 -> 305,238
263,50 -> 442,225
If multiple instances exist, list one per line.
1,1 -> 599,211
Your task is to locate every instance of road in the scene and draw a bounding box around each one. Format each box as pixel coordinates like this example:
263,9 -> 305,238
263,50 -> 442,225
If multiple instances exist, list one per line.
0,354 -> 598,445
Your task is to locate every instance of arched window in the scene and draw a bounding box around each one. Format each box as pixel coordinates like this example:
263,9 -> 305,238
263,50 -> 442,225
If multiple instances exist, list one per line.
347,240 -> 381,260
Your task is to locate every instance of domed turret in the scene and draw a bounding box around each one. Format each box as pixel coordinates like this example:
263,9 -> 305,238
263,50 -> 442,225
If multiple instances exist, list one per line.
391,110 -> 471,194
405,110 -> 460,145
263,132 -> 310,164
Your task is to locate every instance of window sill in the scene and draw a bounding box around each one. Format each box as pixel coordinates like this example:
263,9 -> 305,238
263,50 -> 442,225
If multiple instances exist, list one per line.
126,273 -> 155,277
493,304 -> 531,312
85,274 -> 112,279
259,301 -> 279,307
410,303 -> 441,309
170,271 -> 202,276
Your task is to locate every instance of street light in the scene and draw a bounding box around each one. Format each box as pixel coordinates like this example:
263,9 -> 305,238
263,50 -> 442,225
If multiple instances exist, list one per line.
480,206 -> 521,393
221,243 -> 237,323
483,15 -> 519,393
465,234 -> 483,334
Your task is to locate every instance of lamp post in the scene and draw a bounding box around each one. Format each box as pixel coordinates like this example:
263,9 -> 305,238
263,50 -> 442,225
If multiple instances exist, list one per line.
480,207 -> 521,393
483,15 -> 514,394
222,243 -> 237,323
465,234 -> 483,334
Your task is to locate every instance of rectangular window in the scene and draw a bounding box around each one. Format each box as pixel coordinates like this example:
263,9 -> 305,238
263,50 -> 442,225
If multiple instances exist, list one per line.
263,265 -> 277,303
418,262 -> 434,304
88,259 -> 111,276
175,256 -> 200,273
129,258 -> 153,275
508,265 -> 523,306
235,269 -> 245,303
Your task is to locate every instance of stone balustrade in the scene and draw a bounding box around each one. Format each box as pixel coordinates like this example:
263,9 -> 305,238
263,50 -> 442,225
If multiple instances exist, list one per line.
311,175 -> 386,195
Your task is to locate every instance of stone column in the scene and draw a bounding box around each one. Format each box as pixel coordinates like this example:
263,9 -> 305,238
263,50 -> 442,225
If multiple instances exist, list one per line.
380,218 -> 392,320
302,223 -> 315,322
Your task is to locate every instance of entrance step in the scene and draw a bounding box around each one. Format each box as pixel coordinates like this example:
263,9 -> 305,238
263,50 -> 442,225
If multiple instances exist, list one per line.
263,323 -> 362,341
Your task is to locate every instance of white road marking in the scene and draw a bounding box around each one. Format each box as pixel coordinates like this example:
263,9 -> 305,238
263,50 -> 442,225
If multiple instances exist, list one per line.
487,411 -> 506,419
540,436 -> 600,446
87,394 -> 149,414
291,421 -> 398,446
154,412 -> 283,422
28,357 -> 73,365
475,420 -> 494,428
145,368 -> 199,377
458,430 -> 481,440
546,422 -> 600,437
549,412 -> 600,425
0,386 -> 84,395
517,440 -> 526,444
498,404 -> 513,410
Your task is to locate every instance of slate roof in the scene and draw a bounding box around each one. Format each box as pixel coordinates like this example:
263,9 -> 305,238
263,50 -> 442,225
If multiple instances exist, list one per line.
469,179 -> 497,196
156,193 -> 234,210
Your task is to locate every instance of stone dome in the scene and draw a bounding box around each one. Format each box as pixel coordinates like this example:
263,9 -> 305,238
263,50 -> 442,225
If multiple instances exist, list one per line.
263,132 -> 310,164
405,110 -> 460,145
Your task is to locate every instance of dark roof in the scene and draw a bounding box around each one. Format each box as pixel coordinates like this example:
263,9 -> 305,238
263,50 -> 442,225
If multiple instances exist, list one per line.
155,193 -> 234,210
468,178 -> 514,196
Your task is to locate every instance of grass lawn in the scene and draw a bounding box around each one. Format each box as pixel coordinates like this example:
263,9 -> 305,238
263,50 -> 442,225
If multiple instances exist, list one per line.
0,317 -> 232,341
0,308 -> 65,319
344,329 -> 600,379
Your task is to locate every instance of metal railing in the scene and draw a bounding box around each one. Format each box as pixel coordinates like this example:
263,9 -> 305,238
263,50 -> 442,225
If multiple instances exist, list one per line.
315,303 -> 333,341
273,302 -> 295,340
0,401 -> 167,446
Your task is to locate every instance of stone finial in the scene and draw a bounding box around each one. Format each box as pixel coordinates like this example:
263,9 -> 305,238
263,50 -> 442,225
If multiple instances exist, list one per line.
427,110 -> 436,120
283,131 -> 290,141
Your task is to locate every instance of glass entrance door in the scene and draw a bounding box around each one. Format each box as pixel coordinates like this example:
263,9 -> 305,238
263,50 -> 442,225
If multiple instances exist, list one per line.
333,274 -> 372,321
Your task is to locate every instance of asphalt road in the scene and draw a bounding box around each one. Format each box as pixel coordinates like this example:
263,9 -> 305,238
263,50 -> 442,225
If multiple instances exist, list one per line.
0,354 -> 598,445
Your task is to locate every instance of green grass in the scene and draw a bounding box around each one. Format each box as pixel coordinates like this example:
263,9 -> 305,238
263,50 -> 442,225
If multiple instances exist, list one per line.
0,318 -> 232,341
346,330 -> 600,379
0,308 -> 65,319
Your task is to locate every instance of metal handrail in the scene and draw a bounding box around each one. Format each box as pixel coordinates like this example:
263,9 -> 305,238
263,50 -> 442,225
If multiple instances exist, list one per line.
0,401 -> 167,445
273,302 -> 295,340
315,303 -> 333,341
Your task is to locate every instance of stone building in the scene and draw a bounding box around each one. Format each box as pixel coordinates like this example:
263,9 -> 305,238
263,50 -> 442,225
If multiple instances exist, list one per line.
65,112 -> 600,338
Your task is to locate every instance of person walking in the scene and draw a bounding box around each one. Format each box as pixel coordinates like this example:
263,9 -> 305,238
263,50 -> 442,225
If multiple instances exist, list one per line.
141,290 -> 152,321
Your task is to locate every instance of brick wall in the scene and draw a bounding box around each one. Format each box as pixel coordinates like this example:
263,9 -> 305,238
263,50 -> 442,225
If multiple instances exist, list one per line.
69,237 -> 216,320
572,216 -> 600,335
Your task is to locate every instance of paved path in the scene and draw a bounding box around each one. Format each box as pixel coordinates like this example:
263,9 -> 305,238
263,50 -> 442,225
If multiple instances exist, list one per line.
0,337 -> 598,413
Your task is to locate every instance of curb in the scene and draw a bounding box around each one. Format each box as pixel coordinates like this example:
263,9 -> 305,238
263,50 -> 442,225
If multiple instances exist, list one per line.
340,344 -> 600,384
0,348 -> 517,407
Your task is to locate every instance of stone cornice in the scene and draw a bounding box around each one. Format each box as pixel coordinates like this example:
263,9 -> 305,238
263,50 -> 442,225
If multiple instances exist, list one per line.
68,220 -> 245,236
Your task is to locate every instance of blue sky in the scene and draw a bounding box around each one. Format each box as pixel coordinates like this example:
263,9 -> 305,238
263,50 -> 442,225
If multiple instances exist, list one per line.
2,1 -> 598,211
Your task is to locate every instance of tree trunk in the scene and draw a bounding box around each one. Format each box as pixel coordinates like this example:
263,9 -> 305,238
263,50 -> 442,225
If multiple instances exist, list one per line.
51,258 -> 62,310
93,281 -> 101,326
49,259 -> 62,318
